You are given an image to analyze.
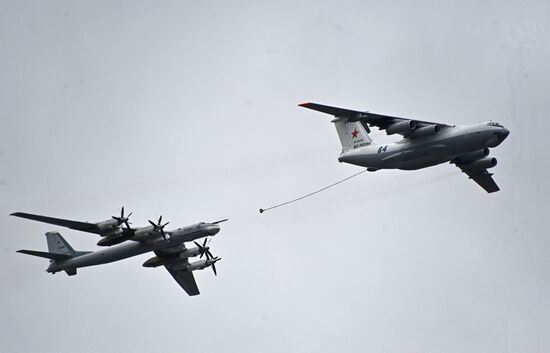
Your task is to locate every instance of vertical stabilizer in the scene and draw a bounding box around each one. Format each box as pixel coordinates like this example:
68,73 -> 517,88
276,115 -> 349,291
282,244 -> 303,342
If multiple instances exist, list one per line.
46,232 -> 77,256
333,119 -> 373,152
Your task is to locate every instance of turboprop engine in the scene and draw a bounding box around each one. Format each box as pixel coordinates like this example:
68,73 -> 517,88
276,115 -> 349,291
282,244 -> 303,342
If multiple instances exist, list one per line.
142,249 -> 202,268
96,207 -> 133,246
97,232 -> 126,247
96,224 -> 125,246
151,256 -> 221,275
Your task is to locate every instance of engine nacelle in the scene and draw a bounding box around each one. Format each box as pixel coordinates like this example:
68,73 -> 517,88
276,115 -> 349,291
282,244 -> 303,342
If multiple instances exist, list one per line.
409,124 -> 440,138
100,227 -> 123,238
464,157 -> 497,171
97,233 -> 125,246
385,120 -> 417,135
143,255 -> 186,268
96,219 -> 119,231
455,148 -> 490,163
143,257 -> 160,267
165,260 -> 208,272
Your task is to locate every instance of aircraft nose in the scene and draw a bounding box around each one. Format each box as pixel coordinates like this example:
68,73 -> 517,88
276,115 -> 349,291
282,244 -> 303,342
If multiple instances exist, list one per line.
497,128 -> 510,142
207,224 -> 220,235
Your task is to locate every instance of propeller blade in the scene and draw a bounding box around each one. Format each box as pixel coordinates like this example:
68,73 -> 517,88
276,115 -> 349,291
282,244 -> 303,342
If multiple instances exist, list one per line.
148,220 -> 156,227
211,262 -> 217,276
158,216 -> 162,224
212,219 -> 228,224
113,207 -> 132,227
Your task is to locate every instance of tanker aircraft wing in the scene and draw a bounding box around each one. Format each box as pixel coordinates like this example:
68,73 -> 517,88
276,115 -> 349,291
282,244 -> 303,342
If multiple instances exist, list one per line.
299,102 -> 451,136
456,165 -> 500,193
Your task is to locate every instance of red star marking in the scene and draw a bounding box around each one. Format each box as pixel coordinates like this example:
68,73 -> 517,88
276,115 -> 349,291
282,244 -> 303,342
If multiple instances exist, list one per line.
351,129 -> 359,138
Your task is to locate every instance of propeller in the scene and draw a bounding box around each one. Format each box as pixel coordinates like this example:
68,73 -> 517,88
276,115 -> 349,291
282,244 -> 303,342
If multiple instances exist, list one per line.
194,238 -> 220,275
207,257 -> 221,276
212,219 -> 228,224
148,216 -> 170,240
194,238 -> 214,260
112,206 -> 132,229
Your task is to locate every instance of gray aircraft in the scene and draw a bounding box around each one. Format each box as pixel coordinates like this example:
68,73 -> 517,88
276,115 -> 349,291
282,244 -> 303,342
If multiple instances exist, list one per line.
12,209 -> 227,296
300,102 -> 510,193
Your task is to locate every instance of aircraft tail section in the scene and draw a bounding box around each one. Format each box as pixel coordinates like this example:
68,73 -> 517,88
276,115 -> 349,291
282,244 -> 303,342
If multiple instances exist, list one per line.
299,102 -> 374,152
333,120 -> 373,152
17,232 -> 91,276
46,231 -> 77,256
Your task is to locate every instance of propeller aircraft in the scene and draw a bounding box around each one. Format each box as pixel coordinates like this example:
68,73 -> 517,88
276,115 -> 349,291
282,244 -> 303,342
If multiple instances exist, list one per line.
12,208 -> 227,296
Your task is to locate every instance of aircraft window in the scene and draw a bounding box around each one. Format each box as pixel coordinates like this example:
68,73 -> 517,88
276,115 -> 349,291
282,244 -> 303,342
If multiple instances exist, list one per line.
487,121 -> 503,127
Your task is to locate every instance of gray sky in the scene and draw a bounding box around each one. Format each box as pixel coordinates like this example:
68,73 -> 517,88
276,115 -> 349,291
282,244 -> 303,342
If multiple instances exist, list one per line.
1,1 -> 549,352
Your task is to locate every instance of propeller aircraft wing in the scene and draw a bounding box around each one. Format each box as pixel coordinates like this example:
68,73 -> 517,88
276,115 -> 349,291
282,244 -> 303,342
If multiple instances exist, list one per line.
10,211 -> 134,238
165,262 -> 200,296
11,212 -> 102,233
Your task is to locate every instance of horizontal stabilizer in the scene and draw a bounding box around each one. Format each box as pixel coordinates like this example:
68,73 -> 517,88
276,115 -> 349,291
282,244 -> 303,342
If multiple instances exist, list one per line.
17,249 -> 73,260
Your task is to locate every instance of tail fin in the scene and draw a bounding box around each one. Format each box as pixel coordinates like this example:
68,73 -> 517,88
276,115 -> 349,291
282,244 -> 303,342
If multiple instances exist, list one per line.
46,231 -> 77,256
299,102 -> 374,152
333,119 -> 373,152
18,232 -> 91,276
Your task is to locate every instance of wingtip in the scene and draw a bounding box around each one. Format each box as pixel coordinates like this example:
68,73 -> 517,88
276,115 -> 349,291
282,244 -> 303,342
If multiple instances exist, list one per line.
298,102 -> 312,107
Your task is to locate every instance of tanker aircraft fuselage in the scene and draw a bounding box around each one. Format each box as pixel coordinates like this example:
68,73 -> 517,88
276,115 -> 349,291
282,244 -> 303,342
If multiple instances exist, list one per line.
339,122 -> 509,171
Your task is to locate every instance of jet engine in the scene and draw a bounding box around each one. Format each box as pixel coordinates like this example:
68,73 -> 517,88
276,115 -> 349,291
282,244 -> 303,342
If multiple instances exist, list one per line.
409,124 -> 440,138
385,120 -> 417,135
455,148 -> 490,163
463,156 -> 497,171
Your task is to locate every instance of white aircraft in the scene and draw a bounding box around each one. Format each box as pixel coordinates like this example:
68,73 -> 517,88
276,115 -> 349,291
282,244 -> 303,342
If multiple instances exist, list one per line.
300,102 -> 510,193
12,208 -> 227,296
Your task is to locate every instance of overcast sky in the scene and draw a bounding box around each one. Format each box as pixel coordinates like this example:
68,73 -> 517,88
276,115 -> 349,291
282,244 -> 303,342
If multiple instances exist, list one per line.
1,1 -> 549,352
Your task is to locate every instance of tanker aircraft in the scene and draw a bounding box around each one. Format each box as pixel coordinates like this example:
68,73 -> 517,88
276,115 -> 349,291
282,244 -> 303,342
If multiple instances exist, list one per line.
300,102 -> 510,193
12,208 -> 227,296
